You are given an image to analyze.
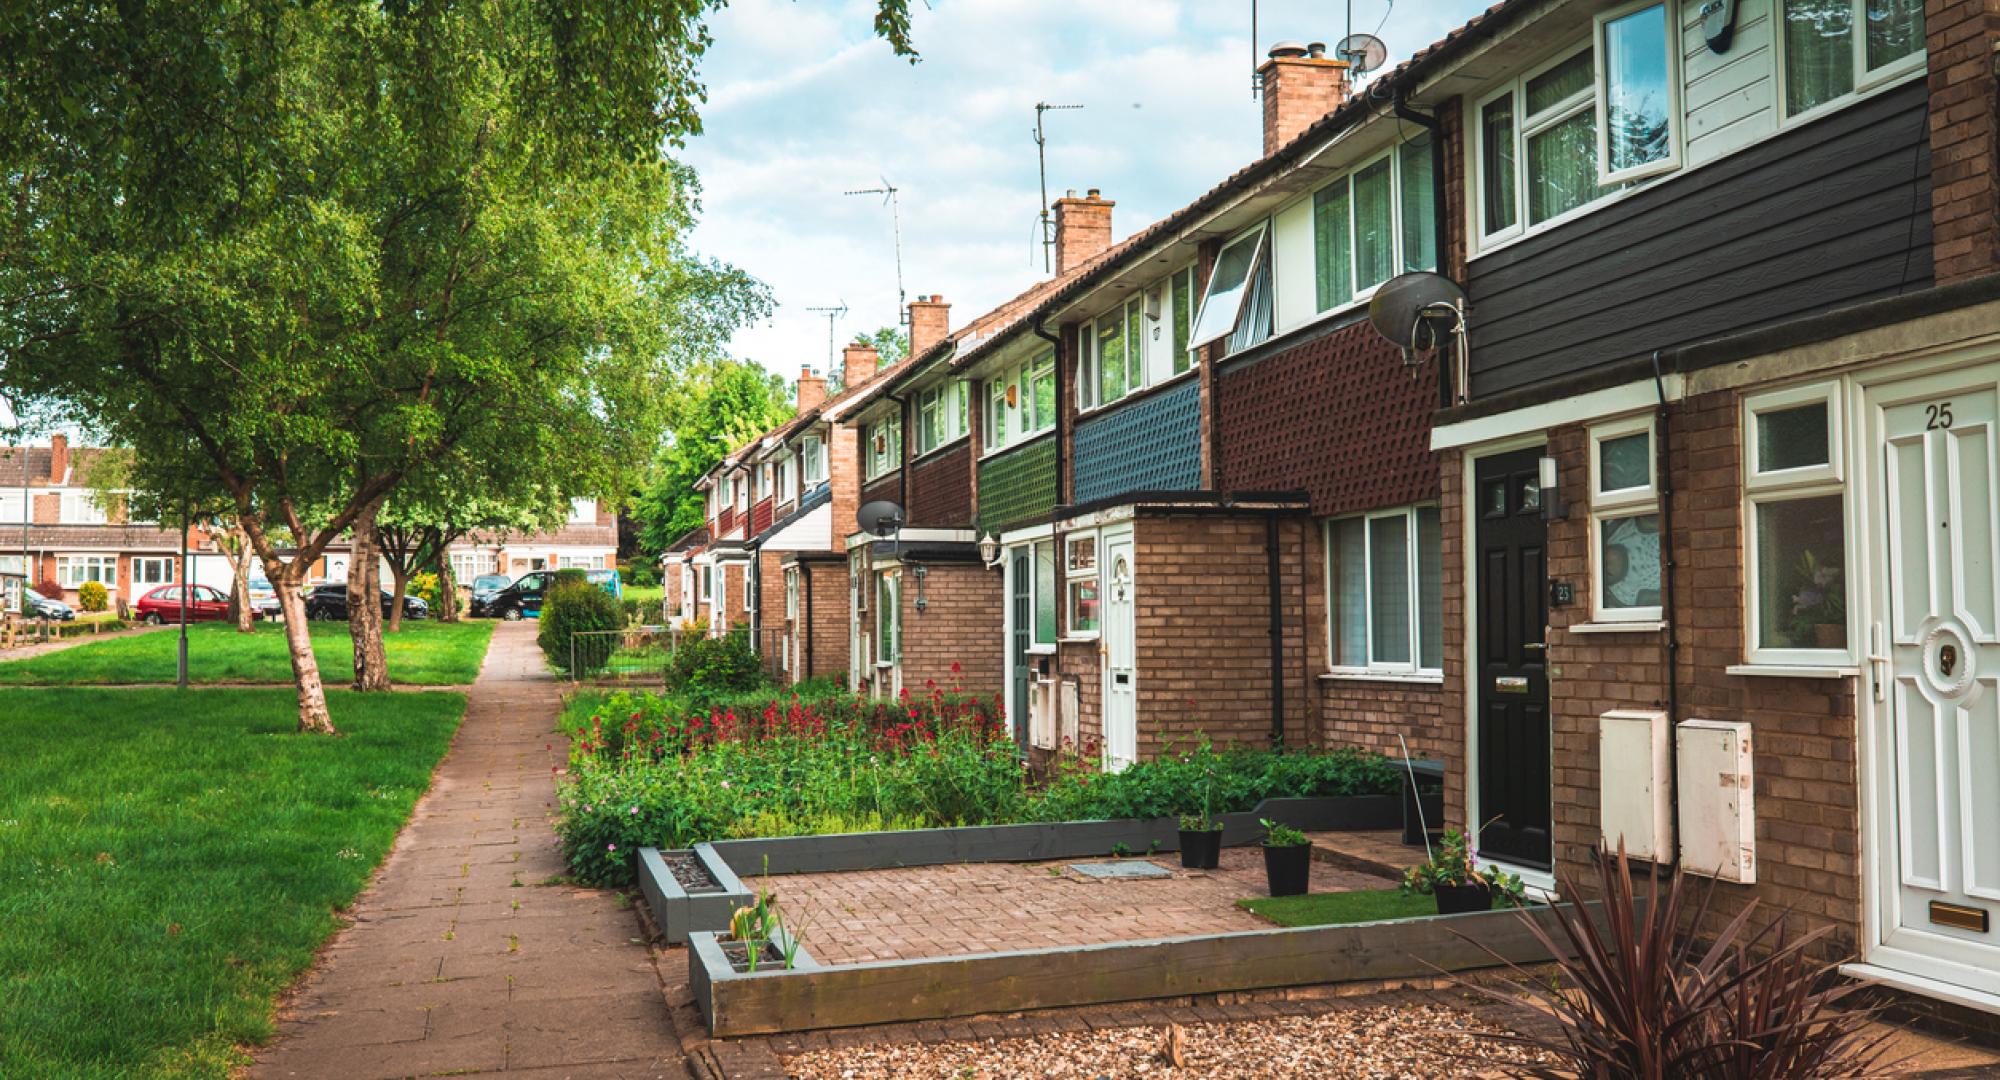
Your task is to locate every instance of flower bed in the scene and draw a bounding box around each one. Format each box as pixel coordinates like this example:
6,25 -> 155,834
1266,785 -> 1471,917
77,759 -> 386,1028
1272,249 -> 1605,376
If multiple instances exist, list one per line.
555,684 -> 1408,886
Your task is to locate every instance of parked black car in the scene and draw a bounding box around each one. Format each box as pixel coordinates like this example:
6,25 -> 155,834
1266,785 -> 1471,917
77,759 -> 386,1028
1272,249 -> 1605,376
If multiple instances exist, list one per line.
302,584 -> 429,622
475,571 -> 549,621
466,573 -> 514,618
23,587 -> 75,621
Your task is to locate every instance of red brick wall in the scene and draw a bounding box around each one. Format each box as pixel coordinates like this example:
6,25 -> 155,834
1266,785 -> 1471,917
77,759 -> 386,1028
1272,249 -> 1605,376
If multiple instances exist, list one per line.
1927,0 -> 2000,284
907,441 -> 973,527
757,550 -> 787,680
750,498 -> 773,536
794,558 -> 849,686
1437,448 -> 1469,830
1213,322 -> 1439,516
897,560 -> 1003,698
859,474 -> 899,515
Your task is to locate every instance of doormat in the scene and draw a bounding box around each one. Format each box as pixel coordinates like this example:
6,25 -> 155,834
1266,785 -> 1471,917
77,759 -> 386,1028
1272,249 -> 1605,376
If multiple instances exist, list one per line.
1066,861 -> 1173,880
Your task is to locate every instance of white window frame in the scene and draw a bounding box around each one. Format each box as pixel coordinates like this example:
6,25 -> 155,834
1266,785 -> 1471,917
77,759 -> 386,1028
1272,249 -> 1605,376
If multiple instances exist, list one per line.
1325,507 -> 1442,676
0,490 -> 23,523
1189,224 -> 1268,352
1774,0 -> 1928,128
875,569 -> 899,665
1063,532 -> 1101,639
1308,138 -> 1440,316
1593,1 -> 1683,186
984,349 -> 1056,454
744,566 -> 753,613
864,417 -> 902,481
784,565 -> 800,621
774,455 -> 793,505
1481,41 -> 1606,250
915,381 -> 968,456
59,490 -> 109,525
56,554 -> 118,588
1078,266 -> 1197,413
568,497 -> 597,524
1741,380 -> 1853,665
699,565 -> 712,603
800,436 -> 826,487
1588,414 -> 1664,623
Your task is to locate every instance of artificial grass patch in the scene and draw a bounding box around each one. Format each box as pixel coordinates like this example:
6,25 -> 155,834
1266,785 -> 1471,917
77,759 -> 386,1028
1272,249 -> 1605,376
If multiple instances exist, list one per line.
0,619 -> 494,686
0,687 -> 466,1078
1237,888 -> 1446,927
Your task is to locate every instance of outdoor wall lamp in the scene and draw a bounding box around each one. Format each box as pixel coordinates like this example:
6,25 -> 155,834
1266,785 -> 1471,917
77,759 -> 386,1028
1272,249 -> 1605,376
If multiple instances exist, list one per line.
913,563 -> 928,612
1539,455 -> 1568,522
978,533 -> 1002,568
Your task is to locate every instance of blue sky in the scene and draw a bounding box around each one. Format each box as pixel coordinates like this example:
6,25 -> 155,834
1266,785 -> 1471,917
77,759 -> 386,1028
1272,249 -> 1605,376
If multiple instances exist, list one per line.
684,0 -> 1494,378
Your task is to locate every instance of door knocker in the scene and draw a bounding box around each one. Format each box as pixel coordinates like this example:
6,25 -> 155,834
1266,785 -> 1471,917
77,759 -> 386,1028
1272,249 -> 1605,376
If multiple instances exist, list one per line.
1941,643 -> 1959,678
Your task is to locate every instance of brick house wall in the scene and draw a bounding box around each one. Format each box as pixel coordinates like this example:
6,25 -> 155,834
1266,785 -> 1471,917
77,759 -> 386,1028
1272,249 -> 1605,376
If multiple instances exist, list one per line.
719,562 -> 748,632
907,442 -> 973,527
757,549 -> 788,680
1927,0 -> 2000,284
859,473 -> 899,515
895,559 -> 1002,698
789,555 -> 849,686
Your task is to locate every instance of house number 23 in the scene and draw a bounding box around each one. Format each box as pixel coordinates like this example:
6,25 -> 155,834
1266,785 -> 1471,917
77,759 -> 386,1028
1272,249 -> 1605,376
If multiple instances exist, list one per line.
1927,402 -> 1954,430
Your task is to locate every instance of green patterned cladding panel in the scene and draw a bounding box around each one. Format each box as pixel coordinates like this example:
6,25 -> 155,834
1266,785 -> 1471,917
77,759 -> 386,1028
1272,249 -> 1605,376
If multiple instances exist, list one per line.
977,436 -> 1059,534
1073,379 -> 1201,504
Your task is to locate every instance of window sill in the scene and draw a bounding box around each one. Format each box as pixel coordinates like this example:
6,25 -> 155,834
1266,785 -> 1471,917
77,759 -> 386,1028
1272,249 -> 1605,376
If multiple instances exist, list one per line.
1320,670 -> 1444,686
910,436 -> 971,466
1724,664 -> 1858,679
862,469 -> 902,486
1025,643 -> 1058,656
1075,368 -> 1199,421
1058,635 -> 1099,644
1566,620 -> 1666,634
979,429 -> 1057,463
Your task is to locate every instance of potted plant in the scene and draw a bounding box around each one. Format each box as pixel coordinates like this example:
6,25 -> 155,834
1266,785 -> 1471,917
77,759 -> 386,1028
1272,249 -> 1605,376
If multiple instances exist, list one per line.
1401,828 -> 1525,915
1786,549 -> 1846,649
1178,812 -> 1223,869
1259,818 -> 1311,896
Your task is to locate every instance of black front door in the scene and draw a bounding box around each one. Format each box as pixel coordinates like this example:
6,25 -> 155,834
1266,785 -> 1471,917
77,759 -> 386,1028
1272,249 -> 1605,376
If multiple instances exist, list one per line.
1474,446 -> 1551,869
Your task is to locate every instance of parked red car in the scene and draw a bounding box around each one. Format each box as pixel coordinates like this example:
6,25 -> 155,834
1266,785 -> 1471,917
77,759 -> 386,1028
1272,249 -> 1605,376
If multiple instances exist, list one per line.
135,584 -> 236,624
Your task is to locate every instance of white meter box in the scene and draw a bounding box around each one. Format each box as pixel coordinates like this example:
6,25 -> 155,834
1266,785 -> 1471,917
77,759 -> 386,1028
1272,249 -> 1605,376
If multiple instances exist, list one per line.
1677,719 -> 1756,883
1599,710 -> 1672,861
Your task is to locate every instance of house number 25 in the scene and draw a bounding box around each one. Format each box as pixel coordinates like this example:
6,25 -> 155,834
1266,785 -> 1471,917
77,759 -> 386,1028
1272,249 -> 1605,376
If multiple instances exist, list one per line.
1927,402 -> 1954,430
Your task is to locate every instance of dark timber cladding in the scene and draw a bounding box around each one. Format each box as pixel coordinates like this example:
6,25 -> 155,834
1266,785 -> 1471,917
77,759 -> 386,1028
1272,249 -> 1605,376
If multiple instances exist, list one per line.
1465,79 -> 1933,398
1214,319 -> 1438,516
907,440 -> 973,527
1073,378 -> 1202,504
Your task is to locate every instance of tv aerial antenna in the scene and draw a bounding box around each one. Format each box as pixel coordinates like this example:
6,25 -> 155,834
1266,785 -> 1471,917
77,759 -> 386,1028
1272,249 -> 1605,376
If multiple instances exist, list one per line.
1034,102 -> 1084,273
804,302 -> 848,376
844,179 -> 907,324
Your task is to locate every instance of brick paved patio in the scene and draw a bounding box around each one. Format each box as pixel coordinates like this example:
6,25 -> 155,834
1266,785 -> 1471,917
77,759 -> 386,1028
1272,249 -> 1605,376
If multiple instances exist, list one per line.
768,846 -> 1396,965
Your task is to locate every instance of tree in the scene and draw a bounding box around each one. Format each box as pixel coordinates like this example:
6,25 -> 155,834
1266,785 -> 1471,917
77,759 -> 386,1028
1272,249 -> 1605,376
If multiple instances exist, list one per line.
628,358 -> 792,558
2,4 -> 773,731
378,484 -> 565,635
863,326 -> 909,367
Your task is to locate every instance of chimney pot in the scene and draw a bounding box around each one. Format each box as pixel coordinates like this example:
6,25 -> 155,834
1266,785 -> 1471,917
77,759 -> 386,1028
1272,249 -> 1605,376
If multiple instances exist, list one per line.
1307,41 -> 1327,58
908,294 -> 951,360
1268,41 -> 1309,59
797,365 -> 828,412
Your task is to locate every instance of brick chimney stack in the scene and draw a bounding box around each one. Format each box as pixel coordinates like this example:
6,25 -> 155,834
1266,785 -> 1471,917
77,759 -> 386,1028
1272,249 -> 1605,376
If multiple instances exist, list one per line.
48,433 -> 68,483
1052,189 -> 1115,276
796,365 -> 827,412
1259,42 -> 1351,157
907,295 -> 951,359
842,341 -> 881,392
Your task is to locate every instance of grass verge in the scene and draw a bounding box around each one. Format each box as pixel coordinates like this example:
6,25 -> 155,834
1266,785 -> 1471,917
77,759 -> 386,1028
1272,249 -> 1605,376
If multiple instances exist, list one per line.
0,687 -> 466,1078
1236,888 -> 1444,927
0,619 -> 494,686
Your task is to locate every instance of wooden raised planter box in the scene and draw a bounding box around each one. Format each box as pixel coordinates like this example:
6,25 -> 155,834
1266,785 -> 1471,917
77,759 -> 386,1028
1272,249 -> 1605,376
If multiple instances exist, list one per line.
637,794 -> 1402,945
688,903 -> 1585,1037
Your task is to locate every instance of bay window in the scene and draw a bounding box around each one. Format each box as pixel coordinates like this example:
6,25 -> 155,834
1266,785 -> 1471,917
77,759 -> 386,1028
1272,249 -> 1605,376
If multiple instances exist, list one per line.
915,381 -> 969,455
1326,507 -> 1442,673
984,350 -> 1056,452
1781,0 -> 1923,119
1312,135 -> 1438,313
864,418 -> 902,481
1079,266 -> 1196,411
1743,381 -> 1849,661
57,555 -> 117,588
1065,534 -> 1100,636
1589,416 -> 1663,622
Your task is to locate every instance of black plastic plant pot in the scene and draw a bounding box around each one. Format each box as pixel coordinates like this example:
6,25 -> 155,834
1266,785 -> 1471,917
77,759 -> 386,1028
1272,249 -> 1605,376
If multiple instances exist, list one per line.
1262,843 -> 1311,896
1433,882 -> 1494,915
1178,828 -> 1222,870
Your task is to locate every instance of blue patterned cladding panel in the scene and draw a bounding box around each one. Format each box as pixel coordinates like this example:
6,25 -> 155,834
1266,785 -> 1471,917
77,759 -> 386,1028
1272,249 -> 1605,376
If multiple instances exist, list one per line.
1073,379 -> 1201,504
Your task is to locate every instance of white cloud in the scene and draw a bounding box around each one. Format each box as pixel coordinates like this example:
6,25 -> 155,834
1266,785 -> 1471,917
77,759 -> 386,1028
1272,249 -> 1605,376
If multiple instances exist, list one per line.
683,0 -> 1492,377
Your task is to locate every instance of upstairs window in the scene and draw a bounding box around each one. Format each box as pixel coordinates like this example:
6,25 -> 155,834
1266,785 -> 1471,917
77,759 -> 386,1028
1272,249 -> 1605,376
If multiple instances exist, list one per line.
800,435 -> 826,487
1313,135 -> 1437,313
1190,226 -> 1268,355
1781,0 -> 1923,119
864,418 -> 902,481
984,349 -> 1055,452
915,381 -> 969,455
1595,2 -> 1679,184
0,491 -> 22,523
59,491 -> 108,525
775,455 -> 792,504
1079,267 -> 1197,410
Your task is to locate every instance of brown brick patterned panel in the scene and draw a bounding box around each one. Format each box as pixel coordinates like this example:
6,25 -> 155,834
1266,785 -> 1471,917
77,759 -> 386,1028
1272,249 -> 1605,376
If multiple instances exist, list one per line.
907,442 -> 973,528
1213,321 -> 1440,517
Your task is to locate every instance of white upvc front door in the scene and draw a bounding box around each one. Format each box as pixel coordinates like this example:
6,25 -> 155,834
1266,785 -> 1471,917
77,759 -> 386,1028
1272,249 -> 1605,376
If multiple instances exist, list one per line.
130,556 -> 175,603
1866,362 -> 2000,997
1101,530 -> 1137,772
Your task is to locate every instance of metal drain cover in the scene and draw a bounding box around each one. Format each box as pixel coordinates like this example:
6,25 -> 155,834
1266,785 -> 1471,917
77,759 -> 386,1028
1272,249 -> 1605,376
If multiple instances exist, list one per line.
1066,861 -> 1172,880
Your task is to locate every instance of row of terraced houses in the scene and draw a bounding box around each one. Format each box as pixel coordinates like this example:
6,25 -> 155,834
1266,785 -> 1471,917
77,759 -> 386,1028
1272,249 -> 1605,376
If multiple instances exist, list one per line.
665,0 -> 2000,1017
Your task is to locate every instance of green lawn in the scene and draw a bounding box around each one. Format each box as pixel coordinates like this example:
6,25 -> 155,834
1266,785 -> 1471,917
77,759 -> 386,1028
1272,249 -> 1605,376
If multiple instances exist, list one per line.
1237,888 -> 1445,927
0,688 -> 466,1079
0,619 -> 494,686
622,583 -> 663,612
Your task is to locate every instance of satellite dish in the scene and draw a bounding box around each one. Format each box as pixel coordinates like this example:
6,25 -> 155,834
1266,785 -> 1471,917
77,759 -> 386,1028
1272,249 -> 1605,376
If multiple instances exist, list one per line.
1368,272 -> 1466,350
856,501 -> 905,540
1337,33 -> 1389,79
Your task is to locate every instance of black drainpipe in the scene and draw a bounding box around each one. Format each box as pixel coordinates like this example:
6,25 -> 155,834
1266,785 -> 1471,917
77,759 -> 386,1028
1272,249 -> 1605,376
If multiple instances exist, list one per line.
1032,315 -> 1067,501
1652,350 -> 1681,871
1265,509 -> 1285,748
1392,88 -> 1453,411
802,561 -> 814,678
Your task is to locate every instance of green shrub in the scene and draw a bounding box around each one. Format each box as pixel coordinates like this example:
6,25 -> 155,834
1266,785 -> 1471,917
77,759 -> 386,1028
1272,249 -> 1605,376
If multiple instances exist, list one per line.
554,567 -> 589,589
408,571 -> 442,611
623,562 -> 660,588
665,628 -> 765,700
76,581 -> 108,612
620,596 -> 642,624
537,580 -> 622,675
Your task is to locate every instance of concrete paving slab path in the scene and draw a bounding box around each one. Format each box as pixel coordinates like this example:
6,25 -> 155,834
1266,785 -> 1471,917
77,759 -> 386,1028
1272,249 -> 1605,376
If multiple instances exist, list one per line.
252,621 -> 688,1080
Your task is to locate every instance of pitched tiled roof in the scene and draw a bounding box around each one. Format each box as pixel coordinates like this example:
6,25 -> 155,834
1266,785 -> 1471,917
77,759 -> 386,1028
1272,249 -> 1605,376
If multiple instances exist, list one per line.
0,524 -> 186,551
0,447 -> 55,487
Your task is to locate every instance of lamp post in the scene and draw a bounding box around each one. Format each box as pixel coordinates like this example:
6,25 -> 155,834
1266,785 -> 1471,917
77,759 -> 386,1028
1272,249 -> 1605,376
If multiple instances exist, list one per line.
177,478 -> 189,689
